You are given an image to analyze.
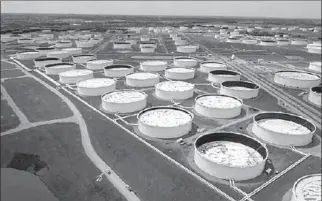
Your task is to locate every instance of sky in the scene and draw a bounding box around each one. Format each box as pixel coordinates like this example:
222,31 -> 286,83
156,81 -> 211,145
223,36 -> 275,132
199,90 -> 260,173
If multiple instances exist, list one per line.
1,1 -> 321,19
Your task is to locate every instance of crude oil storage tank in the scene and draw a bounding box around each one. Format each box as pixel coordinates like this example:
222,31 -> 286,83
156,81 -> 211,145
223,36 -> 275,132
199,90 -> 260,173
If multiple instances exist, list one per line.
165,67 -> 195,80
104,64 -> 134,78
194,132 -> 268,180
173,56 -> 198,68
208,70 -> 241,83
86,59 -> 114,70
59,69 -> 94,84
155,81 -> 195,100
140,61 -> 168,72
137,106 -> 194,139
308,86 -> 321,107
101,90 -> 147,113
34,57 -> 62,68
252,112 -> 316,146
44,62 -> 76,75
194,94 -> 243,118
219,81 -> 260,99
77,78 -> 116,96
125,72 -> 160,87
72,54 -> 96,64
274,71 -> 321,88
16,51 -> 42,60
291,174 -> 321,201
200,61 -> 227,73
309,62 -> 321,73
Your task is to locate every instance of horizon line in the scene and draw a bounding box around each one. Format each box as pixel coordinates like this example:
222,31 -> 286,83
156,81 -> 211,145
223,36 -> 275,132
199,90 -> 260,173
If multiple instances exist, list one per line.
1,12 -> 321,20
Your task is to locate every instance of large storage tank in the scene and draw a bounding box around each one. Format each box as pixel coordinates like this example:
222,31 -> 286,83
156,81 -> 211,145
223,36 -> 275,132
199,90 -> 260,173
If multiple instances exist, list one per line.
137,106 -> 193,139
44,62 -> 76,75
177,45 -> 198,53
308,86 -> 321,107
194,132 -> 268,180
252,112 -> 316,146
200,61 -> 227,73
308,62 -> 321,73
173,57 -> 198,68
104,64 -> 134,78
46,50 -> 69,59
291,174 -> 321,201
59,69 -> 93,84
72,54 -> 96,64
86,59 -> 113,70
219,81 -> 260,99
61,47 -> 82,56
208,70 -> 241,83
165,67 -> 195,80
77,78 -> 116,96
34,57 -> 62,68
274,71 -> 321,88
16,51 -> 42,60
155,81 -> 195,100
194,94 -> 243,118
113,41 -> 132,49
101,90 -> 147,113
125,72 -> 159,87
140,61 -> 167,72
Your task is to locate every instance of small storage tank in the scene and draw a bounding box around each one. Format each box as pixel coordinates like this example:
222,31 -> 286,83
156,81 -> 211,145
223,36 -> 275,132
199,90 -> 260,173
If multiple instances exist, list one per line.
104,64 -> 134,78
165,67 -> 195,80
177,45 -> 198,53
59,69 -> 94,84
200,61 -> 227,73
77,78 -> 116,96
155,81 -> 194,100
16,51 -> 41,60
173,57 -> 198,68
140,61 -> 167,72
252,112 -> 316,146
141,35 -> 150,42
46,50 -> 69,59
55,40 -> 73,48
175,40 -> 187,46
113,41 -> 132,49
291,174 -> 321,201
274,71 -> 321,88
194,94 -> 243,118
137,106 -> 194,139
308,86 -> 321,107
86,59 -> 113,70
309,61 -> 321,73
34,57 -> 62,68
126,72 -> 159,87
101,90 -> 147,113
72,54 -> 96,64
194,132 -> 268,180
44,62 -> 76,75
226,37 -> 241,43
208,70 -> 241,83
61,47 -> 82,56
219,81 -> 260,99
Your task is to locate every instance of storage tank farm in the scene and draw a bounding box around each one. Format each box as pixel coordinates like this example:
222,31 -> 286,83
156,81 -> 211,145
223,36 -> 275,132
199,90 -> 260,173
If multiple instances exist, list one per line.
8,25 -> 322,196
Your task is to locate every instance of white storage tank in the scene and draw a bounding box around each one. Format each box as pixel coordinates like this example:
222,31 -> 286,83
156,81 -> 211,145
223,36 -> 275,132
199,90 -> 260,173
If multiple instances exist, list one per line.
126,72 -> 159,87
46,50 -> 69,59
141,46 -> 155,53
165,67 -> 195,80
219,81 -> 260,99
155,81 -> 194,100
176,45 -> 198,53
309,61 -> 321,73
140,61 -> 167,72
55,40 -> 73,48
274,71 -> 321,89
44,62 -> 76,75
252,112 -> 316,146
75,40 -> 94,48
86,59 -> 113,70
208,70 -> 241,83
59,69 -> 94,84
242,39 -> 258,44
104,64 -> 134,78
61,47 -> 82,56
277,39 -> 290,46
16,51 -> 42,60
307,43 -> 321,54
139,41 -> 157,49
34,57 -> 62,68
141,35 -> 150,42
291,40 -> 308,46
226,37 -> 241,43
260,40 -> 277,46
137,106 -> 194,139
101,90 -> 147,113
113,41 -> 132,49
200,61 -> 227,73
308,86 -> 321,107
77,78 -> 116,96
72,54 -> 96,64
175,40 -> 187,46
35,47 -> 56,55
291,174 -> 321,201
17,38 -> 35,44
194,94 -> 243,119
173,56 -> 198,68
194,132 -> 268,181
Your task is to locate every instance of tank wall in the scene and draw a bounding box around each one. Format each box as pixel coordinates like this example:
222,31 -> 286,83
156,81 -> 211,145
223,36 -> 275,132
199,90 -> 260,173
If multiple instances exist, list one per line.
77,84 -> 116,96
113,43 -> 131,49
102,98 -> 147,113
208,74 -> 241,83
59,73 -> 93,84
220,86 -> 259,99
165,70 -> 195,80
194,103 -> 242,118
140,64 -> 167,72
155,88 -> 194,100
34,59 -> 62,68
87,61 -> 113,70
200,64 -> 227,73
45,65 -> 76,75
104,68 -> 134,77
73,56 -> 96,64
126,77 -> 159,87
174,60 -> 198,67
308,90 -> 321,106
